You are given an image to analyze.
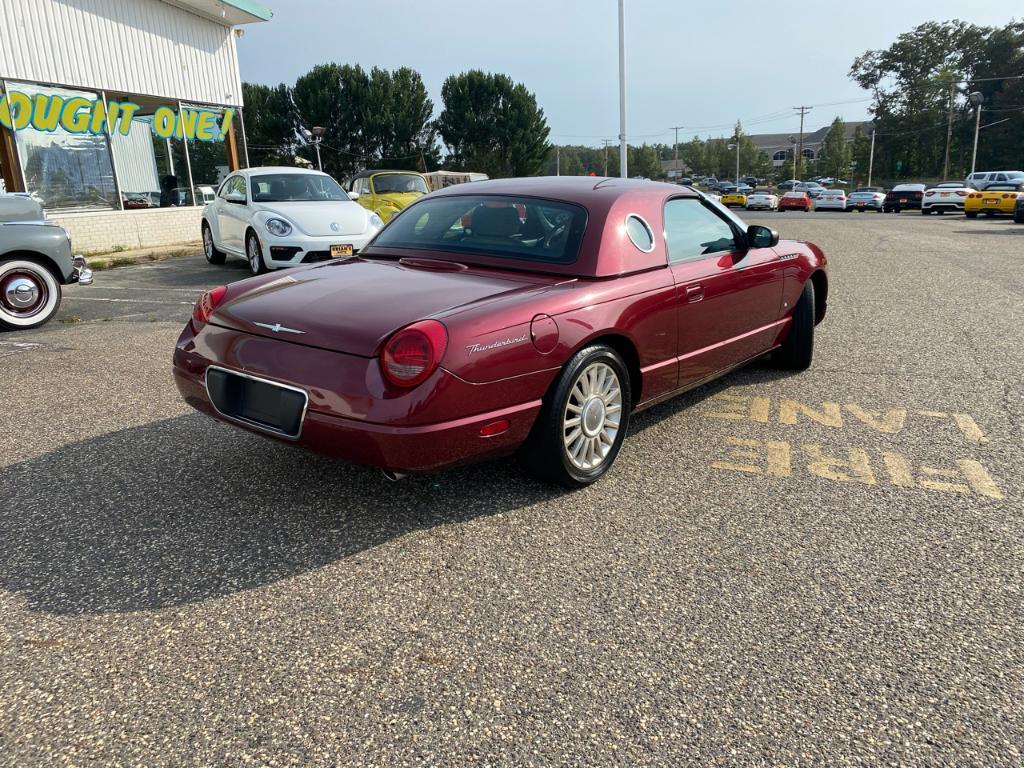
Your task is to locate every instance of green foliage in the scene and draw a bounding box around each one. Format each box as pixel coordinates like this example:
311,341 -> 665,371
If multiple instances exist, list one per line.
288,63 -> 437,178
850,19 -> 1024,179
241,82 -> 295,166
817,117 -> 852,180
436,71 -> 551,177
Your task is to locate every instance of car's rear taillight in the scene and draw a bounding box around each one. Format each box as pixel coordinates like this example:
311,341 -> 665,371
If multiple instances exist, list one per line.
913,192 -> 922,199
956,190 -> 968,197
381,319 -> 448,387
192,285 -> 227,329
925,191 -> 935,197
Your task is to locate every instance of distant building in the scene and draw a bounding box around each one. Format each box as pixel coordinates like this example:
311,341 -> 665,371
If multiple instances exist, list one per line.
661,158 -> 692,180
748,121 -> 873,167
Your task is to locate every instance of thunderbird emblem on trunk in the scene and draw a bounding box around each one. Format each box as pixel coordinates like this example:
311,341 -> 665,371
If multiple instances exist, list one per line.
254,322 -> 305,334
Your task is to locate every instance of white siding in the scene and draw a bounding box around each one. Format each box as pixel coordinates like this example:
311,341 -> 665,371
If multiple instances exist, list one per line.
0,0 -> 243,106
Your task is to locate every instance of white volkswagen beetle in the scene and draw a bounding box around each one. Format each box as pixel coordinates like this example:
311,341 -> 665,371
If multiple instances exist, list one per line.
201,167 -> 384,275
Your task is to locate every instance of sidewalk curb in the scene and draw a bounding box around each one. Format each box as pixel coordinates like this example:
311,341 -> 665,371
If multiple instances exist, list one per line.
87,242 -> 203,271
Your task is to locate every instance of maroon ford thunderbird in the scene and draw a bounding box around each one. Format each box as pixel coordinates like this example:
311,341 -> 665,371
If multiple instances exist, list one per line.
173,177 -> 827,486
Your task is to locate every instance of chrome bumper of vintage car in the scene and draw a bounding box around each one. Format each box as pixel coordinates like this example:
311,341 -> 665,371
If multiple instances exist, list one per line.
72,255 -> 93,286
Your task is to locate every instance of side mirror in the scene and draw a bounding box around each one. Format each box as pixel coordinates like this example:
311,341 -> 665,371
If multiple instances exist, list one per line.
225,194 -> 246,205
348,191 -> 360,201
747,224 -> 779,249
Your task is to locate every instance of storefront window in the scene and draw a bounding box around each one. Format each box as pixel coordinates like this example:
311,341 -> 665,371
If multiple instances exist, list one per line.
108,97 -> 193,209
8,82 -> 118,211
182,103 -> 231,206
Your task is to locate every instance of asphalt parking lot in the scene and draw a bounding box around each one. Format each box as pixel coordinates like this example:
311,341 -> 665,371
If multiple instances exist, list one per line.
1,211 -> 1022,766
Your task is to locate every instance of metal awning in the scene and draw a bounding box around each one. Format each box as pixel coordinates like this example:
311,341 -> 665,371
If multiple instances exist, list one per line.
161,0 -> 273,25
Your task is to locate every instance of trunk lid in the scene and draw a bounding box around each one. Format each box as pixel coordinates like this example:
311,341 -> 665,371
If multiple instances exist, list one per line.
212,257 -> 559,356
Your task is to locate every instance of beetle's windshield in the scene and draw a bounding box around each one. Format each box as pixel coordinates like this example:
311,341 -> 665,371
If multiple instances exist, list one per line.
367,195 -> 587,265
372,174 -> 429,195
250,174 -> 347,202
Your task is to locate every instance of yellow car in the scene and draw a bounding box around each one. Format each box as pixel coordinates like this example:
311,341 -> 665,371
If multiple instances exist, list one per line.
720,191 -> 748,208
965,182 -> 1024,218
345,170 -> 430,222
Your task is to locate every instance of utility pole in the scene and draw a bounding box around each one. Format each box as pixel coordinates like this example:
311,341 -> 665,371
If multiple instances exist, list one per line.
602,139 -> 612,176
671,125 -> 684,177
867,129 -> 876,187
556,145 -> 560,176
969,91 -> 984,176
617,0 -> 628,178
792,106 -> 811,179
942,78 -> 955,180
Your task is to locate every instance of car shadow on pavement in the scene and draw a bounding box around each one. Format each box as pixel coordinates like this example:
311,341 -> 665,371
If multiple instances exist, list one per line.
0,361 -> 798,616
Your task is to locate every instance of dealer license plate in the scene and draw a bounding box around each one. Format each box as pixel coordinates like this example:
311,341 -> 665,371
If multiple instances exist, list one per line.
985,199 -> 998,205
330,244 -> 354,258
899,198 -> 908,203
856,202 -> 864,206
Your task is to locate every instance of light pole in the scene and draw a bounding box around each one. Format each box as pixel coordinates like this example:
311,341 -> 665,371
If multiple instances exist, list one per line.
727,138 -> 740,186
867,129 -> 876,188
311,125 -> 325,171
617,0 -> 627,178
788,134 -> 797,180
969,91 -> 984,177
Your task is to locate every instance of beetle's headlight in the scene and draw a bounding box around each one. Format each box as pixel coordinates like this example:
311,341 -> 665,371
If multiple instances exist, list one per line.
369,213 -> 384,230
265,218 -> 292,236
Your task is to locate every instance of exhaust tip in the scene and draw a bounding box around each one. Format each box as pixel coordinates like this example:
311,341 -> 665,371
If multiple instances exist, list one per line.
381,469 -> 407,482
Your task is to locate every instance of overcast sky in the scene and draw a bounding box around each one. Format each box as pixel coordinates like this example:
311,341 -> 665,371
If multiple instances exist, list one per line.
237,2 -> 1018,145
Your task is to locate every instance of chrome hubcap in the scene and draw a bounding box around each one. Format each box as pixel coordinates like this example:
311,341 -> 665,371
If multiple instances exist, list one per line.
204,229 -> 212,258
248,239 -> 259,271
563,362 -> 622,471
1,272 -> 46,317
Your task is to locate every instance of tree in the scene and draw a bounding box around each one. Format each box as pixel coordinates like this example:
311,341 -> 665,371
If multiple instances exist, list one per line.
241,82 -> 295,166
817,117 -> 852,180
849,20 -> 1024,180
437,70 -> 551,177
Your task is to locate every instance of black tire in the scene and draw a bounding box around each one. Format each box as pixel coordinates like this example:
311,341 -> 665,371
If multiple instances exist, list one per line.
521,344 -> 631,488
774,281 -> 815,371
1014,215 -> 1024,224
0,259 -> 63,330
937,209 -> 946,215
965,211 -> 978,219
921,209 -> 930,215
202,221 -> 226,265
246,231 -> 267,275
984,211 -> 995,218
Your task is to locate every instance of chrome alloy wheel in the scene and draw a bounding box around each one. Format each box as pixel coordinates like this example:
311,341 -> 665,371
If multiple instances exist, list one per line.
562,361 -> 623,471
1,270 -> 46,319
203,227 -> 214,261
248,236 -> 261,273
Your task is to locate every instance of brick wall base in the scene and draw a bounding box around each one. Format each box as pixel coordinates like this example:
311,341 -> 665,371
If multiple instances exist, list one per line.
50,207 -> 204,254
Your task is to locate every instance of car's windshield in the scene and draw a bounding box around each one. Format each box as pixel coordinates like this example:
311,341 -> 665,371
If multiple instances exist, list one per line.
1006,172 -> 1024,180
367,194 -> 587,266
372,174 -> 429,195
250,173 -> 347,202
932,182 -> 966,189
986,184 -> 1019,191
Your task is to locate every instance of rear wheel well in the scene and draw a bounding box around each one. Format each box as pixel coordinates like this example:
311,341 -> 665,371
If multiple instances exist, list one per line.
584,334 -> 642,408
809,270 -> 828,324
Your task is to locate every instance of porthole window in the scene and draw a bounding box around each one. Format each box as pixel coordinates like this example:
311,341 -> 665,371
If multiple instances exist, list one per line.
625,214 -> 654,253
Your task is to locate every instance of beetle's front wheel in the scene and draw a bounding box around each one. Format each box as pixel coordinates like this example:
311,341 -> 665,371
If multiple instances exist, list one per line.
521,345 -> 631,487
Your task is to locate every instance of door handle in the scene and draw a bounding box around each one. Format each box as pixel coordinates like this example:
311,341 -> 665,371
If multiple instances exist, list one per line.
685,284 -> 704,303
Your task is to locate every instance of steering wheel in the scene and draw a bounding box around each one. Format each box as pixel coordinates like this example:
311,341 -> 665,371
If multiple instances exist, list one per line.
543,224 -> 567,248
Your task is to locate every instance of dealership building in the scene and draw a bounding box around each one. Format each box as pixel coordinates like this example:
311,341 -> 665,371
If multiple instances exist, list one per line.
0,0 -> 271,251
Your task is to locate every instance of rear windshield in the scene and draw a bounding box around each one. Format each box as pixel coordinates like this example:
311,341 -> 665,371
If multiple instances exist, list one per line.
369,195 -> 587,265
